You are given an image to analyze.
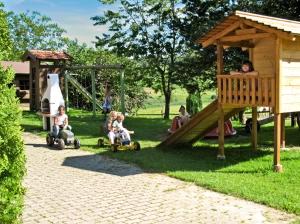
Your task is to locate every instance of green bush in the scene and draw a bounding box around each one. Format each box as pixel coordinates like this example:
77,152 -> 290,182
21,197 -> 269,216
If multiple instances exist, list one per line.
0,66 -> 26,223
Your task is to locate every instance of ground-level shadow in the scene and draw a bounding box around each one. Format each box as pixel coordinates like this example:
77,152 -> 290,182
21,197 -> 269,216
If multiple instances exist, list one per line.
97,143 -> 274,174
62,154 -> 142,177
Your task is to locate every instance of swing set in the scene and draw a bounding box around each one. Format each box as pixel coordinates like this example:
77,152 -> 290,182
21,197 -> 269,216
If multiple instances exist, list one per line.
63,64 -> 126,117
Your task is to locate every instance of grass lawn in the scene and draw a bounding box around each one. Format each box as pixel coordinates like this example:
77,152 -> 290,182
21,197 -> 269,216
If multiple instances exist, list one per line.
21,90 -> 300,216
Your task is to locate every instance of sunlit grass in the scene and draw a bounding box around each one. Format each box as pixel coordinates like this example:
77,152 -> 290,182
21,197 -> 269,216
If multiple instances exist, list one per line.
21,89 -> 300,215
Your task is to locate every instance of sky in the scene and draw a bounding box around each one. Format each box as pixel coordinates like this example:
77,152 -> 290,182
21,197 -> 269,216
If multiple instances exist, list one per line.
2,0 -> 114,47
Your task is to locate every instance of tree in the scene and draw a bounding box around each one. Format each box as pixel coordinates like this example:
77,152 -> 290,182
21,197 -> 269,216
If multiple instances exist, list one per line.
92,0 -> 187,119
7,11 -> 67,60
0,3 -> 25,222
232,0 -> 300,20
0,2 -> 12,60
65,39 -> 147,114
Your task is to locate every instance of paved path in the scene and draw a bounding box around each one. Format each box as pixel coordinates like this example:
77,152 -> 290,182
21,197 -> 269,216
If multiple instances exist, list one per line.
22,132 -> 298,224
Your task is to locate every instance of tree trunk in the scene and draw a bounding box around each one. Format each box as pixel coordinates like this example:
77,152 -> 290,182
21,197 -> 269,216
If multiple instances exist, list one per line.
164,91 -> 171,119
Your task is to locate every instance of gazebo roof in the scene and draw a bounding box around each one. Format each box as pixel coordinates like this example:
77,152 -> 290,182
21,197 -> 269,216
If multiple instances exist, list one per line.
198,11 -> 300,48
23,50 -> 72,61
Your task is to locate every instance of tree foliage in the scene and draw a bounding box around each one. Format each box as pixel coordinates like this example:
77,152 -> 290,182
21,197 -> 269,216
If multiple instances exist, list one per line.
0,4 -> 25,222
0,2 -> 12,60
7,11 -> 67,60
65,39 -> 147,114
92,0 -> 187,119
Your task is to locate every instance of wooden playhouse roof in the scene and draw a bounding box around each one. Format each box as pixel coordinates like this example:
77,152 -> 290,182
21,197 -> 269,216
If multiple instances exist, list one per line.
23,50 -> 72,61
198,11 -> 300,48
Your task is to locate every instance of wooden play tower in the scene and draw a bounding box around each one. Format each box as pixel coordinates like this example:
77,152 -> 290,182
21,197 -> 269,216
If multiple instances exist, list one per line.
160,11 -> 300,172
198,11 -> 300,172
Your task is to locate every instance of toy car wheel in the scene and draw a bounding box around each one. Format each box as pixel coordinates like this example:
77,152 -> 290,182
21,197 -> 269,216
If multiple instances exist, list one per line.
111,144 -> 118,152
97,138 -> 104,147
46,133 -> 54,146
74,138 -> 80,149
57,139 -> 65,150
133,141 -> 141,151
245,118 -> 261,134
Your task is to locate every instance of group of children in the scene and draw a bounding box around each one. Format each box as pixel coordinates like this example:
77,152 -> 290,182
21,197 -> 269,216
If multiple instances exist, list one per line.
105,111 -> 133,145
52,105 -> 133,146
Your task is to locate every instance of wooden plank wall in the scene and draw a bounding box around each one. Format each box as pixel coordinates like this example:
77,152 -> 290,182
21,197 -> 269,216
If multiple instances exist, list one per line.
280,39 -> 300,113
252,37 -> 276,77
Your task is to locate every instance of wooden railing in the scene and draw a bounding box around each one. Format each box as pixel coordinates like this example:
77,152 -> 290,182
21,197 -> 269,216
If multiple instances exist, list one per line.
217,74 -> 275,107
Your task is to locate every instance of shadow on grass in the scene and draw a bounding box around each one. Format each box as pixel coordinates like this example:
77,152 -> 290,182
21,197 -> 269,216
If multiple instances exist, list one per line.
96,143 -> 273,174
62,154 -> 143,177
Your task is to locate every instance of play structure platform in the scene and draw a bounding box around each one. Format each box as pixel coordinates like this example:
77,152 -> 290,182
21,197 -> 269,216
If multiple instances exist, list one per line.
160,11 -> 300,172
160,100 -> 242,146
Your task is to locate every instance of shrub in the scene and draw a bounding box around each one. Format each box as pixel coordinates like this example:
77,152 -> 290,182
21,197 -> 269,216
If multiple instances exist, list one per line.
0,65 -> 26,223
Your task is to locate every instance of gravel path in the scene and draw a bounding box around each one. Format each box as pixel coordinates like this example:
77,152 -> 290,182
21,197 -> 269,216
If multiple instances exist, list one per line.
22,132 -> 298,224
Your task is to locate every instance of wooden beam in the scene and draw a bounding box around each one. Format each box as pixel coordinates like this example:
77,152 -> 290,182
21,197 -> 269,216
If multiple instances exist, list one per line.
202,21 -> 241,48
220,32 -> 273,42
64,73 -> 69,112
241,18 -> 296,41
66,64 -> 124,70
217,105 -> 225,159
251,107 -> 258,151
274,113 -> 283,172
221,41 -> 255,48
91,71 -> 96,117
235,28 -> 256,35
217,42 -> 224,76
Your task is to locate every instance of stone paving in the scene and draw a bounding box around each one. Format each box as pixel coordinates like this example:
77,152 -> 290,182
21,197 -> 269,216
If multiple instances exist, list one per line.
22,132 -> 298,224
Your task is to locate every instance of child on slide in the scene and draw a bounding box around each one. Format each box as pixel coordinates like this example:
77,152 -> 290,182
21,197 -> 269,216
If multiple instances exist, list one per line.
168,105 -> 190,133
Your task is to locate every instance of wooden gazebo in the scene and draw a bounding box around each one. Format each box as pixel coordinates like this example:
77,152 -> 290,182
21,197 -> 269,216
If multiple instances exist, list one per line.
23,50 -> 72,111
198,11 -> 300,172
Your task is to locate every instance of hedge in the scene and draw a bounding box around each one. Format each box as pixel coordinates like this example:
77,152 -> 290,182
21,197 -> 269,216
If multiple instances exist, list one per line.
0,65 -> 26,223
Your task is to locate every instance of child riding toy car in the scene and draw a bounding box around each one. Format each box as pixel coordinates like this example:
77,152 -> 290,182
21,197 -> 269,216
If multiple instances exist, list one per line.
97,111 -> 141,152
46,105 -> 80,150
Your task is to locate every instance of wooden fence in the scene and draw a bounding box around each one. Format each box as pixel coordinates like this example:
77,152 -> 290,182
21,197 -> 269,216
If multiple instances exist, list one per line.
217,74 -> 275,107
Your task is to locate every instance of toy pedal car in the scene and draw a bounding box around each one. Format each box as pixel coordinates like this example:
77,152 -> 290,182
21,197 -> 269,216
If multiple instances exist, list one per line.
46,129 -> 80,150
97,137 -> 141,152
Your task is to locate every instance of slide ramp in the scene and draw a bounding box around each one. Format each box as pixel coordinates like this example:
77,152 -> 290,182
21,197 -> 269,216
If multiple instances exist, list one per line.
67,75 -> 102,109
159,100 -> 243,146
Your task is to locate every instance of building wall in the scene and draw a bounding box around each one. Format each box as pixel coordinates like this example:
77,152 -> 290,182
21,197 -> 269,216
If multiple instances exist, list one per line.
280,38 -> 300,113
15,73 -> 30,103
252,37 -> 276,77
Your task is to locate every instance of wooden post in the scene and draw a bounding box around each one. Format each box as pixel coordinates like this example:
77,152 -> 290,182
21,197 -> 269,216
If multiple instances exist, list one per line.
64,73 -> 69,112
91,71 -> 96,117
251,107 -> 257,150
217,42 -> 224,159
217,42 -> 224,76
217,105 -> 225,159
281,114 -> 285,149
274,113 -> 283,172
120,69 -> 125,114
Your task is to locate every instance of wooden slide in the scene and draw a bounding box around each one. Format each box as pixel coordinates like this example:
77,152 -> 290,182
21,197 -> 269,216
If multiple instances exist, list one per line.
159,100 -> 243,147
